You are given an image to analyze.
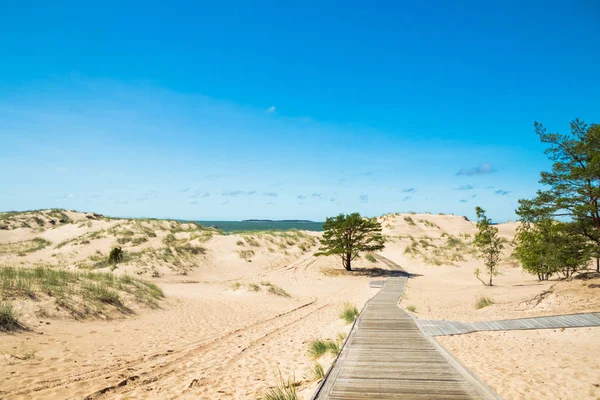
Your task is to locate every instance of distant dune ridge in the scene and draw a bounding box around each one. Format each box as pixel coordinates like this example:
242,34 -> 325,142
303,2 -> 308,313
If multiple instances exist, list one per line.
0,209 -> 598,399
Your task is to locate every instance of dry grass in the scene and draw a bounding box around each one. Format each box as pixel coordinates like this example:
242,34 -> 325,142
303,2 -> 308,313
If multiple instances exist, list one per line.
0,237 -> 51,255
0,266 -> 165,322
231,281 -> 291,297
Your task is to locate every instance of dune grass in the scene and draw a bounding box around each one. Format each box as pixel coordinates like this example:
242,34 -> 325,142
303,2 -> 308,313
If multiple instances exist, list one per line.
406,305 -> 417,312
0,237 -> 51,255
309,362 -> 325,381
365,253 -> 377,263
260,281 -> 291,297
475,296 -> 495,309
340,302 -> 359,324
261,370 -> 297,400
0,302 -> 21,331
403,216 -> 416,226
308,339 -> 330,359
238,249 -> 255,260
0,266 -> 165,321
231,281 -> 291,297
308,335 -> 345,359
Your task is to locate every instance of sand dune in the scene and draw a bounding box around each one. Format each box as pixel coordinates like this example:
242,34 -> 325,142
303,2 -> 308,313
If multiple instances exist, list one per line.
1,210 -> 598,399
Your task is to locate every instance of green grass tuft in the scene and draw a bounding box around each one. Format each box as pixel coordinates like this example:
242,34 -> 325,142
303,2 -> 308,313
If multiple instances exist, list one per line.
475,296 -> 495,309
308,339 -> 329,359
406,305 -> 417,312
309,362 -> 325,381
261,370 -> 297,400
340,302 -> 359,324
0,302 -> 21,331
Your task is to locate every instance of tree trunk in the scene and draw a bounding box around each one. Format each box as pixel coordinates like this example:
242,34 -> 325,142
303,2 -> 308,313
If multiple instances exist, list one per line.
344,253 -> 352,271
596,257 -> 599,273
489,273 -> 493,286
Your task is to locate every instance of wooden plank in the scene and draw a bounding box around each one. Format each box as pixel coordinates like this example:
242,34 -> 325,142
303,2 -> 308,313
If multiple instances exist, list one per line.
313,257 -> 494,400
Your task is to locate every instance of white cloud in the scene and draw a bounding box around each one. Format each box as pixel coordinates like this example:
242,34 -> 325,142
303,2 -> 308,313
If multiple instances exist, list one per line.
66,194 -> 73,198
266,106 -> 276,113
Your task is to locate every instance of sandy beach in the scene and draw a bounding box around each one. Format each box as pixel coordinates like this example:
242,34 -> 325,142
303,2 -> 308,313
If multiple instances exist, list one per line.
1,211 -> 599,399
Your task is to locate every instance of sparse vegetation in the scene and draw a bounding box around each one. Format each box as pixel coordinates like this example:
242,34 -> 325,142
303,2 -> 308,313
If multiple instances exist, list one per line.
261,281 -> 291,297
404,216 -> 416,226
0,266 -> 165,322
0,302 -> 21,331
231,281 -> 291,297
238,249 -> 255,261
340,302 -> 359,324
0,237 -> 51,255
365,253 -> 377,263
475,296 -> 495,309
308,339 -> 329,359
418,219 -> 440,229
308,336 -> 344,359
406,305 -> 417,312
261,369 -> 298,400
309,362 -> 325,381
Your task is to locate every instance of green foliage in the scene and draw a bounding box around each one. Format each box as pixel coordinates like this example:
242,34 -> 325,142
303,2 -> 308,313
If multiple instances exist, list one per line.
404,216 -> 416,226
309,362 -> 325,381
316,213 -> 385,271
308,336 -> 343,359
340,302 -> 359,324
475,296 -> 494,309
473,207 -> 504,286
108,247 -> 124,265
517,120 -> 599,272
406,305 -> 417,312
513,219 -> 590,280
308,339 -> 329,359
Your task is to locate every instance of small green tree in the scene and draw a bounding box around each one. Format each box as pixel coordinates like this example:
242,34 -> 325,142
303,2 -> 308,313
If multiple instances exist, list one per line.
473,207 -> 503,286
517,120 -> 600,272
315,213 -> 385,271
108,247 -> 124,265
514,219 -> 590,280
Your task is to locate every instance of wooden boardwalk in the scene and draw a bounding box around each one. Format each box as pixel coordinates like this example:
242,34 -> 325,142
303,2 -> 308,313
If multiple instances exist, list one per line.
313,257 -> 499,400
417,312 -> 600,336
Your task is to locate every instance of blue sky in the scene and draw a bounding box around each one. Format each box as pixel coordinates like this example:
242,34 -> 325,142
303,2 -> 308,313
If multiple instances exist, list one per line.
1,1 -> 598,221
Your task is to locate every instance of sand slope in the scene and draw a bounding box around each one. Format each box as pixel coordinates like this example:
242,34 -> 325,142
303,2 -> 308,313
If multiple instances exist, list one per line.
1,210 -> 599,399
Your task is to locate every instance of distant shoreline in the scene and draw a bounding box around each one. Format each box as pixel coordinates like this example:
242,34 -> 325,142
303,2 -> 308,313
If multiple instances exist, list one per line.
241,219 -> 316,223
